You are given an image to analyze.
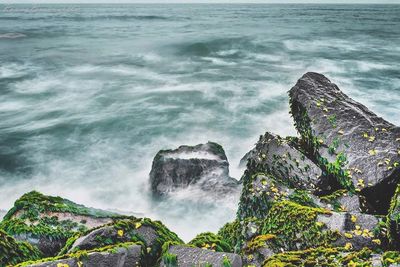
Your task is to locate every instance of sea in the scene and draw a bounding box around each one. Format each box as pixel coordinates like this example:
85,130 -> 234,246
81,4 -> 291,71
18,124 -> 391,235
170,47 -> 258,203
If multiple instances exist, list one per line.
0,3 -> 399,240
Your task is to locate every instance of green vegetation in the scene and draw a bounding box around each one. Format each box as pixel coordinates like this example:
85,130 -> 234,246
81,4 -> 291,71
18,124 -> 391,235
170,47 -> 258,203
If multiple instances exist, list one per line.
162,252 -> 178,267
189,232 -> 232,252
218,220 -> 241,253
0,229 -> 42,266
387,184 -> 400,248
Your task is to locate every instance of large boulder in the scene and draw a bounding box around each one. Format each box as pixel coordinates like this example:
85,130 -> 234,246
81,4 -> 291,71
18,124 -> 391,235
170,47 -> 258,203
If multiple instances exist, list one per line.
241,132 -> 332,195
0,229 -> 42,266
17,243 -> 142,267
289,72 -> 400,213
0,191 -> 126,256
161,245 -> 242,267
150,142 -> 239,197
60,217 -> 183,266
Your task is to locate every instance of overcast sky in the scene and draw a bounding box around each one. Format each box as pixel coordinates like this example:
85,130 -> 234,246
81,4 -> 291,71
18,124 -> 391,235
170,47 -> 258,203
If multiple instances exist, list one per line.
3,0 -> 400,3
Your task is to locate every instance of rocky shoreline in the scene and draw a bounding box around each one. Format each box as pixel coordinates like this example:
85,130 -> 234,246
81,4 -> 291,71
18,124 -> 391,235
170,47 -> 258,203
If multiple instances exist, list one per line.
2,72 -> 400,266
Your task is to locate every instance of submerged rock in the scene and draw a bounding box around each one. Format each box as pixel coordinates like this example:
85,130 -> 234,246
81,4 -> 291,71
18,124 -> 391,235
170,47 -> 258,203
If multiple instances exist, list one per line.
161,245 -> 242,267
18,243 -> 142,267
289,72 -> 400,213
0,229 -> 42,266
0,191 -> 125,256
150,142 -> 239,197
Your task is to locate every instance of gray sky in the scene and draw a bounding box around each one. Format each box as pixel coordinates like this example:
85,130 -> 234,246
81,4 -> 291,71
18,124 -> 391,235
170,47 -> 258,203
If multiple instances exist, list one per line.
3,0 -> 400,3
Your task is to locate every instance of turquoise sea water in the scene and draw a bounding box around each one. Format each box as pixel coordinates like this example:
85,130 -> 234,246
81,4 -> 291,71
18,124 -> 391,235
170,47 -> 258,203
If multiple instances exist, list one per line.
0,4 -> 399,240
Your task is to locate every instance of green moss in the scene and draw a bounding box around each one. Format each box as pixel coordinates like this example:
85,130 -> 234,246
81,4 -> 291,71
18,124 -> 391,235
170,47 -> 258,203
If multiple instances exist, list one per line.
162,252 -> 178,267
387,184 -> 400,248
263,247 -> 374,267
0,229 -> 42,266
222,256 -> 232,267
319,189 -> 349,212
382,251 -> 400,266
218,220 -> 241,253
260,201 -> 339,250
243,234 -> 276,255
16,242 -> 140,267
188,232 -> 232,252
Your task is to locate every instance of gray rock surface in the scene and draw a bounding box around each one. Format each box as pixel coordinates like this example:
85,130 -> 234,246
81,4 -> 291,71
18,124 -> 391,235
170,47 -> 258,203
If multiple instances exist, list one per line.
161,245 -> 242,267
242,132 -> 331,194
150,142 -> 239,197
25,244 -> 142,267
289,72 -> 400,213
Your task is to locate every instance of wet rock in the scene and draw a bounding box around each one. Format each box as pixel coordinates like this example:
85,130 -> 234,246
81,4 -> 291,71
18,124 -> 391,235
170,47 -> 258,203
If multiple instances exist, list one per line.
61,218 -> 183,266
150,142 -> 239,197
237,173 -> 323,219
0,191 -> 125,256
22,243 -> 142,267
242,132 -> 331,195
161,245 -> 242,267
289,72 -> 400,213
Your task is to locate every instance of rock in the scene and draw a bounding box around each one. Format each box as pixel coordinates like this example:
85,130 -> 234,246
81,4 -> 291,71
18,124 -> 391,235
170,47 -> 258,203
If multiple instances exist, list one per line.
242,132 -> 332,195
0,229 -> 42,266
241,234 -> 276,267
237,173 -> 323,219
20,243 -> 142,267
150,142 -> 239,197
319,189 -> 361,213
161,245 -> 242,267
289,72 -> 400,213
61,217 -> 183,266
0,191 -> 125,256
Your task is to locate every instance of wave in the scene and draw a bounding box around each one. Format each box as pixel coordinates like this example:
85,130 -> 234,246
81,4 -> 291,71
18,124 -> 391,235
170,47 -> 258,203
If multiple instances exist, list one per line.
0,33 -> 26,39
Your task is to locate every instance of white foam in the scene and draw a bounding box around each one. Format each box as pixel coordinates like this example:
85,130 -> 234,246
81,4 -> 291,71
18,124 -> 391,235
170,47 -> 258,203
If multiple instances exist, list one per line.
166,151 -> 221,160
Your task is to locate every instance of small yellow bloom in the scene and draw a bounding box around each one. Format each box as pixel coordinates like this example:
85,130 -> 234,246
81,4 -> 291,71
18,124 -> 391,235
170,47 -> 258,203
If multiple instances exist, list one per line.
368,136 -> 375,142
354,229 -> 362,236
363,133 -> 369,138
351,215 -> 357,223
344,242 -> 353,250
338,129 -> 344,135
372,239 -> 381,245
147,247 -> 152,253
344,233 -> 353,239
368,149 -> 377,156
117,229 -> 124,237
135,222 -> 142,229
57,264 -> 69,267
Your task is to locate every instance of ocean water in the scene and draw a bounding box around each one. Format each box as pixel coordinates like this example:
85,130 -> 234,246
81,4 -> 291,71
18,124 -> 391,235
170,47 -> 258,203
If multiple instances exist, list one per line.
0,4 -> 399,241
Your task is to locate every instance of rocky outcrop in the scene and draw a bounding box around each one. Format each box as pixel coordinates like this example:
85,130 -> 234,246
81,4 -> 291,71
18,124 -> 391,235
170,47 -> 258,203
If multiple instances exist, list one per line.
0,191 -> 126,256
150,142 -> 239,197
241,132 -> 333,195
289,72 -> 400,213
161,245 -> 242,267
18,243 -> 142,267
0,229 -> 42,266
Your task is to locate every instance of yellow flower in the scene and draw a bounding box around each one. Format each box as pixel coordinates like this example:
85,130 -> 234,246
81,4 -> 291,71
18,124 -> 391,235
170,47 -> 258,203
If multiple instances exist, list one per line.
351,215 -> 357,223
368,149 -> 377,156
117,229 -> 124,237
338,129 -> 344,135
57,264 -> 69,267
372,239 -> 381,245
344,233 -> 353,239
368,136 -> 375,142
135,222 -> 142,229
77,262 -> 83,267
363,133 -> 369,138
344,242 -> 353,250
147,247 -> 152,253
354,229 -> 362,236
318,139 -> 324,144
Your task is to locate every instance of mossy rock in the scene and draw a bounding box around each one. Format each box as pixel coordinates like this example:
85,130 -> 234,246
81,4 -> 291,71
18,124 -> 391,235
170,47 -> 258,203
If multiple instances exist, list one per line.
188,232 -> 233,252
59,217 -> 183,266
263,247 -> 376,267
319,189 -> 361,213
289,72 -> 400,214
0,191 -> 126,256
237,173 -> 321,220
16,242 -> 142,267
240,132 -> 331,195
242,234 -> 276,267
0,229 -> 42,266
